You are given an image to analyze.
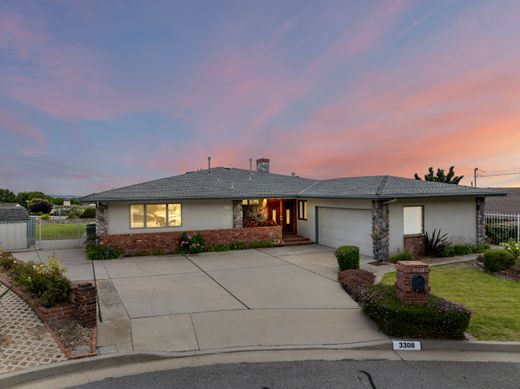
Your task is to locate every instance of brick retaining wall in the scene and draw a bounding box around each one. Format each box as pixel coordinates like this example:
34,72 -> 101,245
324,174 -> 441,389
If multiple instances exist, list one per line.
99,226 -> 283,256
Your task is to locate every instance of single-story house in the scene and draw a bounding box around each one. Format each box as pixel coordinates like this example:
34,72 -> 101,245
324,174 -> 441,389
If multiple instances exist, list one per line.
80,159 -> 504,259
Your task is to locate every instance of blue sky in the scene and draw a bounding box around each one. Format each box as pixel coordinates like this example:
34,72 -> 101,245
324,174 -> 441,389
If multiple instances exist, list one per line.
1,0 -> 520,195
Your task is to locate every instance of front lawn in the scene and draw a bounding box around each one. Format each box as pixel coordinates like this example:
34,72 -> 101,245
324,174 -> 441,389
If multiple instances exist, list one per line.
35,223 -> 86,240
381,263 -> 520,341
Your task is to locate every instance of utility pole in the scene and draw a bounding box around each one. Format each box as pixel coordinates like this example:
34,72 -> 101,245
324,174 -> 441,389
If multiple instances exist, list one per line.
474,167 -> 478,187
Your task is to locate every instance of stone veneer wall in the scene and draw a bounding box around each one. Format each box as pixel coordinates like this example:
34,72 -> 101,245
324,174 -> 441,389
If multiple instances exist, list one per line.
99,226 -> 283,256
372,200 -> 389,262
232,200 -> 243,228
476,197 -> 486,244
96,203 -> 108,236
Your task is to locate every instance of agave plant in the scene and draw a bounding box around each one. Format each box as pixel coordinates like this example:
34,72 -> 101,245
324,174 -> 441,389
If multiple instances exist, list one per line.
424,229 -> 451,257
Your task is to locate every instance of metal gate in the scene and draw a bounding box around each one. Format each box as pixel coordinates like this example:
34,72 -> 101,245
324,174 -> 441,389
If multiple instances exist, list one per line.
33,218 -> 87,250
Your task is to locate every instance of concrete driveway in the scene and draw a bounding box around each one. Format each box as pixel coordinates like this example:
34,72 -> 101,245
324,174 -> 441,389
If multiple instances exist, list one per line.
14,245 -> 386,354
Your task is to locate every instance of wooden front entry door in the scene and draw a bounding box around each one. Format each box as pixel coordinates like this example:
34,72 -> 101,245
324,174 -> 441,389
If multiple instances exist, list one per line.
282,200 -> 296,234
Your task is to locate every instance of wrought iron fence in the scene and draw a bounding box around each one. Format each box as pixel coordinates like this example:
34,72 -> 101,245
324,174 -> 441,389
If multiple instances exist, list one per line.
484,212 -> 520,245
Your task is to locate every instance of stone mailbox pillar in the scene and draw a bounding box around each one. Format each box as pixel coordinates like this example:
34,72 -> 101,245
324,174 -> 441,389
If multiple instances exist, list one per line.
395,261 -> 430,304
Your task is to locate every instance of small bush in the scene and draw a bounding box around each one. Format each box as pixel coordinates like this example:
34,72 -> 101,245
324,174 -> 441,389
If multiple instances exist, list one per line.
179,233 -> 205,254
502,241 -> 520,260
474,243 -> 491,253
483,249 -> 516,272
335,245 -> 360,270
67,207 -> 83,219
86,243 -> 122,260
451,244 -> 476,256
81,208 -> 96,218
40,213 -> 50,220
338,269 -> 375,302
360,284 -> 471,339
389,249 -> 414,263
248,240 -> 274,249
0,254 -> 71,308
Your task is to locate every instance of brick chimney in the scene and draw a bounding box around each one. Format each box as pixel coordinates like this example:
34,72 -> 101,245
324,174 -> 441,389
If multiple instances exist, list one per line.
256,158 -> 270,173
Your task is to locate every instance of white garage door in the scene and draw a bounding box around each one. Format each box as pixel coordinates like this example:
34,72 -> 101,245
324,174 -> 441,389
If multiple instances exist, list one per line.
317,207 -> 373,256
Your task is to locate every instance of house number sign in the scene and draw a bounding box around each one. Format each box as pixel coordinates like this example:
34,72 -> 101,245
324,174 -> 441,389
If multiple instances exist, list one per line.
392,340 -> 421,351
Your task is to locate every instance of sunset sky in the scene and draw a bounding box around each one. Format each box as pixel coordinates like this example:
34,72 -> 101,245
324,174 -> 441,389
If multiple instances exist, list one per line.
1,0 -> 520,195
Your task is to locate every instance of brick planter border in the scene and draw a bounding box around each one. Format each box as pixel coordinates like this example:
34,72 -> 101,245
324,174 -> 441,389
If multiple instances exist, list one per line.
100,225 -> 283,256
0,272 -> 97,359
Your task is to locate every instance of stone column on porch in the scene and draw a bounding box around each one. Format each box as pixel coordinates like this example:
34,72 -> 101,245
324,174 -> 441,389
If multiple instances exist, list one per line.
232,200 -> 243,228
96,203 -> 108,236
476,197 -> 486,244
372,200 -> 389,262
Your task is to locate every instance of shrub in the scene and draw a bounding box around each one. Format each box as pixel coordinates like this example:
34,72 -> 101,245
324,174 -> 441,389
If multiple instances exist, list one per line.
474,243 -> 491,253
483,249 -> 516,272
424,229 -> 451,257
243,219 -> 278,228
389,249 -> 414,263
67,207 -> 83,219
40,213 -> 50,220
451,244 -> 476,256
338,269 -> 375,302
29,198 -> 53,214
360,284 -> 471,339
335,245 -> 359,270
248,240 -> 274,249
81,208 -> 96,218
0,254 -> 71,308
502,241 -> 520,260
86,243 -> 122,260
179,232 -> 205,254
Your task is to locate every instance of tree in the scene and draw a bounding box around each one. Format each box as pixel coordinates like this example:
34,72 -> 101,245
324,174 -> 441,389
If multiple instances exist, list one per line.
0,188 -> 16,203
16,191 -> 47,208
29,198 -> 53,214
414,166 -> 464,185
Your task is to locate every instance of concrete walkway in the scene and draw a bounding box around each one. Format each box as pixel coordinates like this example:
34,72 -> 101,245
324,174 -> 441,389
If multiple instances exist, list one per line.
14,246 -> 387,355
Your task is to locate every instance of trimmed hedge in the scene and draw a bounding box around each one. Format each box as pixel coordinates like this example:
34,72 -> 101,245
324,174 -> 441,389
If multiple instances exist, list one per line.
338,269 -> 375,302
360,284 -> 471,339
483,249 -> 516,272
335,245 -> 359,270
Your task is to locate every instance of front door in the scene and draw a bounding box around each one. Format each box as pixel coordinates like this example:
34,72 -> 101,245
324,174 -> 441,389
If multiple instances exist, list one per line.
282,200 -> 296,234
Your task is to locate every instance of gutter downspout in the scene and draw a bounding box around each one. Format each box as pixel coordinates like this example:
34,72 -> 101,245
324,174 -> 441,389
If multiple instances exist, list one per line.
382,198 -> 397,205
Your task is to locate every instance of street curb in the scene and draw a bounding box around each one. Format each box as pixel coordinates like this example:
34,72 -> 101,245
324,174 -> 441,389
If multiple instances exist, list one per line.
2,338 -> 520,388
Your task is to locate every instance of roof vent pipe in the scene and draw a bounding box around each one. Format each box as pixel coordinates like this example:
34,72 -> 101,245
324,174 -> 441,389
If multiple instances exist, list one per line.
208,156 -> 211,174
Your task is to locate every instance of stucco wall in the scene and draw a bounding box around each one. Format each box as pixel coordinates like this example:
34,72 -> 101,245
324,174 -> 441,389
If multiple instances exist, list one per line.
388,197 -> 477,252
296,198 -> 373,241
107,200 -> 233,234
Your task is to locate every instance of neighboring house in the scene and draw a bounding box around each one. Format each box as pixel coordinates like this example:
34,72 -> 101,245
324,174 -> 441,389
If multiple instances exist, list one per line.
485,188 -> 520,214
0,203 -> 30,250
0,203 -> 29,222
80,159 -> 504,259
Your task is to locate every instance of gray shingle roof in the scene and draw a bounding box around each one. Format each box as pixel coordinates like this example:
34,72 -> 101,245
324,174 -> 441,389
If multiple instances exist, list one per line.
0,203 -> 29,221
80,167 -> 504,202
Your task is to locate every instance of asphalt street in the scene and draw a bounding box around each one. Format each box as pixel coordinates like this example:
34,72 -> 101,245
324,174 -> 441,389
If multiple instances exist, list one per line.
71,359 -> 520,389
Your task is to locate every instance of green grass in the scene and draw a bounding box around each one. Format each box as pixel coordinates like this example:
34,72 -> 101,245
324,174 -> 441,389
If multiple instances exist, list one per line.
381,264 -> 520,341
35,223 -> 86,240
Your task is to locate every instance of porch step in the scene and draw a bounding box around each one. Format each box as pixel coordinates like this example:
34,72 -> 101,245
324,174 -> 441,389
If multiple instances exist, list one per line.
282,234 -> 313,246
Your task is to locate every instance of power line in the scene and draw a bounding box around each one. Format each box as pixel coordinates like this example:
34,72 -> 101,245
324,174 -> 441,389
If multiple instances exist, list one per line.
478,171 -> 520,178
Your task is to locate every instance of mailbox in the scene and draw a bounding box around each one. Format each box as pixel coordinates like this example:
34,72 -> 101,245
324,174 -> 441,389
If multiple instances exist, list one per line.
412,274 -> 425,293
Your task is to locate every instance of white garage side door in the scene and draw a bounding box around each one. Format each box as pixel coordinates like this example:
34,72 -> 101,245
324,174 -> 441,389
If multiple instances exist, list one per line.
317,207 -> 373,256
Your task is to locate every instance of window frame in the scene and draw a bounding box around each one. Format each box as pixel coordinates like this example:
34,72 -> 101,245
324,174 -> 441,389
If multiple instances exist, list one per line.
403,205 -> 424,236
297,200 -> 308,221
129,203 -> 182,229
